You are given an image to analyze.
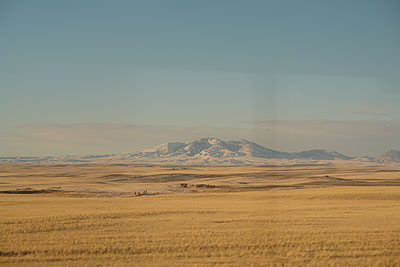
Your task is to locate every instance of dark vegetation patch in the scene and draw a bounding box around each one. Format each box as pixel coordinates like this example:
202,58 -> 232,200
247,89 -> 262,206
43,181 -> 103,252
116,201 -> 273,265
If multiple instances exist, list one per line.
0,187 -> 62,194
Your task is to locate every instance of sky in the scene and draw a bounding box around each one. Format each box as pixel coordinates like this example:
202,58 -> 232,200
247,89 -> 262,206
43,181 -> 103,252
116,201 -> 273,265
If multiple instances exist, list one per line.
1,0 -> 399,157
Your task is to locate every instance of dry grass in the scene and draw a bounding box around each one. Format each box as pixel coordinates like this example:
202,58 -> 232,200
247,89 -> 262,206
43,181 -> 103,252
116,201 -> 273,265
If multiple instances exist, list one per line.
1,164 -> 400,266
1,163 -> 400,195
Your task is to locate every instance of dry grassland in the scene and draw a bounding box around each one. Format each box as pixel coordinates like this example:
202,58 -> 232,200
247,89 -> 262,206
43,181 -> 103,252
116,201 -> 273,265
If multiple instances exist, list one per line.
1,164 -> 400,266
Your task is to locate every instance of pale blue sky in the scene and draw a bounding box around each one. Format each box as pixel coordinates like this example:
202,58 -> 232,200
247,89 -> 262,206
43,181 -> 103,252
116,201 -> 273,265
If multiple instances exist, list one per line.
1,0 -> 399,156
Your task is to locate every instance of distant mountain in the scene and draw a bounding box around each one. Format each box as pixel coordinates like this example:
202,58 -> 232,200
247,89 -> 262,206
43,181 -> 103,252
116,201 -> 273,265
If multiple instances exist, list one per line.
292,149 -> 352,160
132,138 -> 290,160
1,138 -> 398,165
375,150 -> 400,162
124,138 -> 353,164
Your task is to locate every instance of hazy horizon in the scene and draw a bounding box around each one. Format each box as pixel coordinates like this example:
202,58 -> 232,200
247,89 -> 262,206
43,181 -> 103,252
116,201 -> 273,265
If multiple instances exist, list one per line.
1,127 -> 399,158
1,0 -> 399,157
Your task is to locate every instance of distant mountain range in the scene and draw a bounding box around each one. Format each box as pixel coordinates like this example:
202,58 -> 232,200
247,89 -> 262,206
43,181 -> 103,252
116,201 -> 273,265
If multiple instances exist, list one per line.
1,138 -> 399,165
134,138 -> 351,161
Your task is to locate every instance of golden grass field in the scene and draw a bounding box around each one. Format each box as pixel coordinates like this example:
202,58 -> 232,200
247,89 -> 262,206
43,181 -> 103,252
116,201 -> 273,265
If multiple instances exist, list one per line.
1,164 -> 400,266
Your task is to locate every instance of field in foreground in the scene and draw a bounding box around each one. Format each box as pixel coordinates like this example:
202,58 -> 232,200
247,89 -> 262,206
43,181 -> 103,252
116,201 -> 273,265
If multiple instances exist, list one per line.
1,164 -> 400,266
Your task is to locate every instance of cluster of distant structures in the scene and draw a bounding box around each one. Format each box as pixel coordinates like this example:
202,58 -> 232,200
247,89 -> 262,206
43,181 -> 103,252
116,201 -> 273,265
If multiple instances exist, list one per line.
134,190 -> 148,196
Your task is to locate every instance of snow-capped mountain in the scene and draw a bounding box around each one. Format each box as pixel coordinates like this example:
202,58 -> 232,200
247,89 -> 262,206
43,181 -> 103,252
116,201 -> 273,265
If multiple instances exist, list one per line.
1,138 -> 398,165
124,138 -> 352,164
133,138 -> 289,159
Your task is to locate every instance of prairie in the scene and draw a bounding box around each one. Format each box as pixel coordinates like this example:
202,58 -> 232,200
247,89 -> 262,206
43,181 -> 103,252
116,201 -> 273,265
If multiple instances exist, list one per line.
1,164 -> 400,266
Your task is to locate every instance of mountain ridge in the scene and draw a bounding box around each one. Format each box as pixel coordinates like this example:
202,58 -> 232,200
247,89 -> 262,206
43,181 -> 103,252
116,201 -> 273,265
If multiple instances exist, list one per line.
1,138 -> 398,165
131,138 -> 351,161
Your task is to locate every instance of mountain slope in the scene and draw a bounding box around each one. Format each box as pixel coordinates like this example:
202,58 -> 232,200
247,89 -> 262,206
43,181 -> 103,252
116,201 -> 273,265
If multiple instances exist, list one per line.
375,150 -> 400,162
292,149 -> 352,160
142,142 -> 186,156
